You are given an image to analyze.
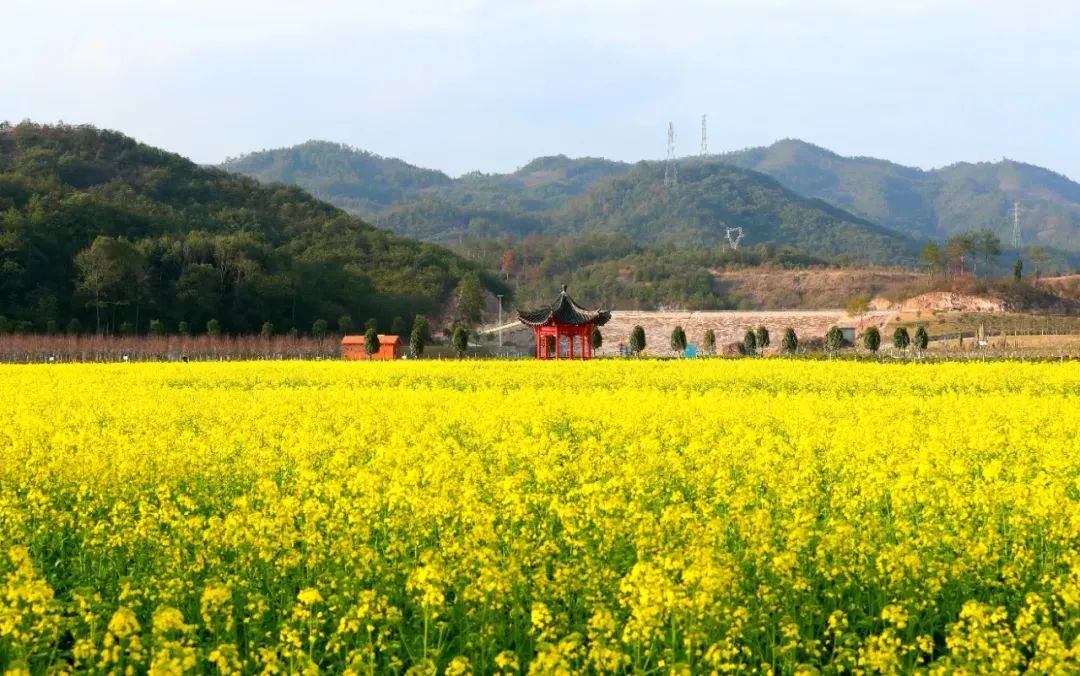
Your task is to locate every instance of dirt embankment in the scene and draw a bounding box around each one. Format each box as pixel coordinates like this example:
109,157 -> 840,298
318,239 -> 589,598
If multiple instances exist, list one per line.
900,292 -> 1007,313
1037,275 -> 1080,302
709,268 -> 920,310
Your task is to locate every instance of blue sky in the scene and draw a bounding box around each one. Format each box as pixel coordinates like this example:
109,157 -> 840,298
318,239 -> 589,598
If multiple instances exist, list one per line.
6,0 -> 1080,178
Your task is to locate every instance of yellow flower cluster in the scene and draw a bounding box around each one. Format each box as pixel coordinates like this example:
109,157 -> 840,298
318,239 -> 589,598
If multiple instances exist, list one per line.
2,359 -> 1080,673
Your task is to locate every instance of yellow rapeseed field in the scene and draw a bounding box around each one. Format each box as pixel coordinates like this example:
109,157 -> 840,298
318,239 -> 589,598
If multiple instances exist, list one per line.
3,360 -> 1080,674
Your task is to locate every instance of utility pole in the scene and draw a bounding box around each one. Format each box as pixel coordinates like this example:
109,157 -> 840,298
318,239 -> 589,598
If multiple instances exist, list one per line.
496,294 -> 504,348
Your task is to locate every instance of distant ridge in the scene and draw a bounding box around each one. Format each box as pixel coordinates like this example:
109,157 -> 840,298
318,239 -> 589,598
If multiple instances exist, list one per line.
220,143 -> 915,264
719,139 -> 1080,252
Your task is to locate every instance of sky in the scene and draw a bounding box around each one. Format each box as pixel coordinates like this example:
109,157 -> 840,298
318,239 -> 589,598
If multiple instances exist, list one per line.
6,0 -> 1080,178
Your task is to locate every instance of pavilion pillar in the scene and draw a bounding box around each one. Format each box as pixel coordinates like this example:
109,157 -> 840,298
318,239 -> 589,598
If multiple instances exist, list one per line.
569,331 -> 575,359
554,325 -> 560,360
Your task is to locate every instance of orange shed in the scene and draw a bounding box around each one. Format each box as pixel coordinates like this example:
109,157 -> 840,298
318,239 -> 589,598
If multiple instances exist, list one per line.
341,334 -> 403,361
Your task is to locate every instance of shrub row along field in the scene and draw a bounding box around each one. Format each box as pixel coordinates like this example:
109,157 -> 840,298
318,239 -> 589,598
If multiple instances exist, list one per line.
2,361 -> 1080,673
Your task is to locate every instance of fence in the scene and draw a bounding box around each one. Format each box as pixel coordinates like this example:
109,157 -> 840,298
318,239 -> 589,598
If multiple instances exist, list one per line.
0,334 -> 339,363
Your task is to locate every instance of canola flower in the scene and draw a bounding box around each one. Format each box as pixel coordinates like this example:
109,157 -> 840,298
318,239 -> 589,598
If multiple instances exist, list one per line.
1,359 -> 1080,673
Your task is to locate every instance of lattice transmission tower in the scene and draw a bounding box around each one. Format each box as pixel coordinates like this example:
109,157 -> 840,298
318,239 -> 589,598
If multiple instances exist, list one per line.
664,121 -> 678,189
700,114 -> 707,156
1012,202 -> 1022,250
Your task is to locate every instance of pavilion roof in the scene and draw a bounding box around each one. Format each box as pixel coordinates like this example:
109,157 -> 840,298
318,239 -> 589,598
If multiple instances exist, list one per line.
517,286 -> 611,327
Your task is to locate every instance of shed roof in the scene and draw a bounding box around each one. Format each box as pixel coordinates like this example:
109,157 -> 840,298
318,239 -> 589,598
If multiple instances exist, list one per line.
517,286 -> 611,327
342,334 -> 402,345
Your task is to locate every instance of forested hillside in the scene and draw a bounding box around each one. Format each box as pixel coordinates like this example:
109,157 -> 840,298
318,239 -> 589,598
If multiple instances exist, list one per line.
223,142 -> 916,264
0,123 -> 502,335
220,140 -> 452,216
551,160 -> 919,264
721,139 -> 1080,252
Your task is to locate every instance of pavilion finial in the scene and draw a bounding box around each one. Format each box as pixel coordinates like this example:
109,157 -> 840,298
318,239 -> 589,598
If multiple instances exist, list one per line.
561,284 -> 568,294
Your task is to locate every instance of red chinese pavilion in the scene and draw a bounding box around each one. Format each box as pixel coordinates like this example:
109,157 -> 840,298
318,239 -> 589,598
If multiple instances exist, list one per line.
517,286 -> 611,360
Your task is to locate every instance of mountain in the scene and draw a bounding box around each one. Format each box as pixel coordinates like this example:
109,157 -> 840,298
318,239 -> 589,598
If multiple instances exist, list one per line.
222,143 -> 913,264
0,123 -> 501,334
550,160 -> 919,264
219,140 -> 453,217
719,139 -> 1080,252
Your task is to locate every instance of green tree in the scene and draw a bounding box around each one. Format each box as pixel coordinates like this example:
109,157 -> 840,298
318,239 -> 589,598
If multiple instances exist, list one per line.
781,328 -> 798,354
670,325 -> 688,355
365,317 -> 378,332
702,329 -> 716,355
863,326 -> 881,353
118,322 -> 134,336
456,273 -> 484,327
410,319 -> 427,358
412,315 -> 430,341
312,319 -> 328,339
846,294 -> 870,318
74,236 -> 138,334
893,326 -> 911,351
914,326 -> 930,351
149,319 -> 166,336
743,330 -> 757,355
825,326 -> 845,352
364,327 -> 379,357
946,233 -> 977,275
261,321 -> 274,338
452,326 -> 468,357
629,325 -> 646,356
755,326 -> 770,352
591,325 -> 603,351
1013,258 -> 1023,282
338,315 -> 354,334
921,241 -> 946,275
390,316 -> 406,336
974,230 -> 1002,276
178,321 -> 190,336
1029,246 -> 1052,279
65,318 -> 82,336
206,319 -> 222,337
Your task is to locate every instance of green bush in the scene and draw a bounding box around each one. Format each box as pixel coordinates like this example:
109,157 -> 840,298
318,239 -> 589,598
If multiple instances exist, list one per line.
781,328 -> 798,354
863,326 -> 881,353
755,326 -> 770,351
893,327 -> 911,351
702,329 -> 716,355
452,326 -> 468,357
629,326 -> 646,355
914,326 -> 930,350
365,328 -> 379,357
670,326 -> 688,354
743,330 -> 757,355
825,326 -> 844,352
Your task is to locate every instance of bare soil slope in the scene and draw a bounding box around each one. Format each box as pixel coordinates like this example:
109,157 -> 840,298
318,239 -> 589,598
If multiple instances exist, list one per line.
709,268 -> 919,309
